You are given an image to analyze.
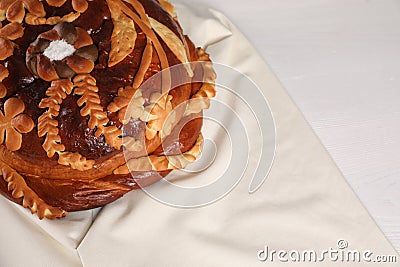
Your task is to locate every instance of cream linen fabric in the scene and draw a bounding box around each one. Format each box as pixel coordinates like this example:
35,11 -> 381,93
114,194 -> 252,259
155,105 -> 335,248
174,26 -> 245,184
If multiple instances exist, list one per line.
0,2 -> 398,266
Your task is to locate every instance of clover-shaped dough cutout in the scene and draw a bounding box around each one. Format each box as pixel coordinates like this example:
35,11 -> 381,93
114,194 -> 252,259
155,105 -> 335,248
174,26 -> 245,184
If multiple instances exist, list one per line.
0,98 -> 34,151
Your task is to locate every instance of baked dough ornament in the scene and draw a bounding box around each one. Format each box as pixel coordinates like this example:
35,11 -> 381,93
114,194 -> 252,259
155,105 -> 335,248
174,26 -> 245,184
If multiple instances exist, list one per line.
0,0 -> 215,219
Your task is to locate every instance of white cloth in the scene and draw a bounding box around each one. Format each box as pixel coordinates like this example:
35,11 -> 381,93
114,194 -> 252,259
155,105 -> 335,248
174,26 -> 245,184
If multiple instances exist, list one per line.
0,3 -> 398,266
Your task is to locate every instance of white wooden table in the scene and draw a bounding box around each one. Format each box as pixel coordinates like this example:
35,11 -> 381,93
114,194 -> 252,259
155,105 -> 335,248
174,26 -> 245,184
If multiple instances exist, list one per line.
183,0 -> 400,251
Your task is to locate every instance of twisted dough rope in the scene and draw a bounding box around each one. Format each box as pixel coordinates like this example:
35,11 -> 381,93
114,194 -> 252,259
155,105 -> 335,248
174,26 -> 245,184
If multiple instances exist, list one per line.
157,0 -> 177,20
0,161 -> 66,219
26,22 -> 98,82
12,0 -> 93,25
7,1 -> 209,174
113,48 -> 216,174
106,0 -> 154,121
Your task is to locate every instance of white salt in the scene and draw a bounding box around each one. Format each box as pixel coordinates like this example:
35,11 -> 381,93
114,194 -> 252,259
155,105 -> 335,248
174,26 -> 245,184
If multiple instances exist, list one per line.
43,39 -> 76,61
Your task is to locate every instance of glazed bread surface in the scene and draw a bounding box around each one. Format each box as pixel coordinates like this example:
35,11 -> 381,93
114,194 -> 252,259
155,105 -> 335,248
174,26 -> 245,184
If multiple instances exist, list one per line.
0,0 -> 215,219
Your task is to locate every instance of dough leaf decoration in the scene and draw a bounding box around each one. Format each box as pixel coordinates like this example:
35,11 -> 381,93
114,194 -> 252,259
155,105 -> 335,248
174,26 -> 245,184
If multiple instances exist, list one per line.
107,0 -> 137,67
1,162 -> 66,219
73,74 -> 123,149
0,0 -> 45,23
38,79 -> 95,171
0,22 -> 24,60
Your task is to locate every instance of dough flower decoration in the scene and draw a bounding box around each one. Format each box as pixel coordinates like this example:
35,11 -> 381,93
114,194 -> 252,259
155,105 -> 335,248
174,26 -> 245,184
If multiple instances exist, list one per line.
0,0 -> 215,220
26,22 -> 98,82
141,92 -> 176,140
109,86 -> 145,124
0,0 -> 93,24
0,98 -> 34,151
0,22 -> 24,60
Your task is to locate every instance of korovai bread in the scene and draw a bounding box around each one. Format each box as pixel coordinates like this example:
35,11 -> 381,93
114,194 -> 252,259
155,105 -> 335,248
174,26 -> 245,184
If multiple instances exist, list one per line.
0,0 -> 215,219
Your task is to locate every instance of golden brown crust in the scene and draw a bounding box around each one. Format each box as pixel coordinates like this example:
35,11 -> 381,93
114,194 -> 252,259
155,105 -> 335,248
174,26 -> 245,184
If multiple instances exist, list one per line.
73,74 -> 123,149
0,98 -> 34,151
38,79 -> 95,170
0,63 -> 8,98
114,134 -> 203,174
149,17 -> 193,77
71,0 -> 92,13
107,0 -> 137,67
25,11 -> 81,25
1,161 -> 66,219
157,0 -> 177,20
0,22 -> 24,60
185,48 -> 217,116
1,0 -> 46,23
0,0 -> 215,218
26,22 -> 98,81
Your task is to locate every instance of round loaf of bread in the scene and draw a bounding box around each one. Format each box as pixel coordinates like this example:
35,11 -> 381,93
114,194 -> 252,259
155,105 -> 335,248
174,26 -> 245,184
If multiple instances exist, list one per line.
0,0 -> 215,219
